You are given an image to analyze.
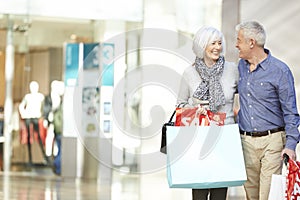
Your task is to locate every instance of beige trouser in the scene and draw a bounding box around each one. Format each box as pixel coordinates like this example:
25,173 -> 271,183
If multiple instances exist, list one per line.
241,131 -> 286,200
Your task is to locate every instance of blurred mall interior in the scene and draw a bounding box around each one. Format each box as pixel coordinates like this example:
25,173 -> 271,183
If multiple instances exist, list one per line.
0,0 -> 300,199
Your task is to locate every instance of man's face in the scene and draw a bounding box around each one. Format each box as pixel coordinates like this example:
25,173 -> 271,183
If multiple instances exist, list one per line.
235,30 -> 251,60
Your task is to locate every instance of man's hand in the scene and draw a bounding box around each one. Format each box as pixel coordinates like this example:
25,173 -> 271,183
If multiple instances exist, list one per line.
282,148 -> 296,161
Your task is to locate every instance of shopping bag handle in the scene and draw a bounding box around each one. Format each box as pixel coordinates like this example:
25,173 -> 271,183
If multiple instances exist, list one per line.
283,153 -> 289,166
169,102 -> 188,122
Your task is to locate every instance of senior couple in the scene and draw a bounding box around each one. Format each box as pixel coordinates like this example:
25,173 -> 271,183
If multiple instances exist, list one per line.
176,21 -> 300,200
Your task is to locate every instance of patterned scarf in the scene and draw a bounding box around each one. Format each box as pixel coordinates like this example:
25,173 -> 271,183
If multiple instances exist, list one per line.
193,56 -> 225,112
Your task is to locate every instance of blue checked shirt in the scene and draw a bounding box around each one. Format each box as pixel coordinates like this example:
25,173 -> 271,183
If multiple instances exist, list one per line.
237,49 -> 300,150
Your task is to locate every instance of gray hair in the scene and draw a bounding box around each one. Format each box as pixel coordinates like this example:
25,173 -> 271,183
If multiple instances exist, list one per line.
235,21 -> 266,47
192,26 -> 226,59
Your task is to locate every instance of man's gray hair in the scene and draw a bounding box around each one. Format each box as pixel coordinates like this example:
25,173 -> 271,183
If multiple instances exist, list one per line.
235,21 -> 266,47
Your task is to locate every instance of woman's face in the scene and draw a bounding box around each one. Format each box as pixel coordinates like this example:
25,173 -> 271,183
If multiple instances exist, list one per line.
204,38 -> 222,64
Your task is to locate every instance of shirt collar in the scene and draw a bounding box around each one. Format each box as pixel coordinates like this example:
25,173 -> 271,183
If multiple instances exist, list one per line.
242,49 -> 271,71
257,49 -> 271,70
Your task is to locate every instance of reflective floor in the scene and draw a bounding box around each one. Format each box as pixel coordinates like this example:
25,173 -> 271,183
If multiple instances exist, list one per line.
0,166 -> 246,200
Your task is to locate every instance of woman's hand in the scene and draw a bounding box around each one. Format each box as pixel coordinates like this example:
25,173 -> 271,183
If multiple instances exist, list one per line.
196,105 -> 207,117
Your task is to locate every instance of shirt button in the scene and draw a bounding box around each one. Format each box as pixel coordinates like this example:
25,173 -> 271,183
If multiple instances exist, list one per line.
247,82 -> 250,85
254,128 -> 257,131
247,94 -> 250,96
251,117 -> 254,120
249,105 -> 252,108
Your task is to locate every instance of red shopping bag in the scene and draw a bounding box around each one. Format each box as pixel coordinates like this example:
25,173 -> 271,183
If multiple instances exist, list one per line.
286,159 -> 300,199
174,107 -> 226,126
206,110 -> 226,126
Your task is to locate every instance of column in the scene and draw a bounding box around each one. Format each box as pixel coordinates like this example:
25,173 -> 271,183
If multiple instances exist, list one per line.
4,15 -> 14,172
221,0 -> 240,62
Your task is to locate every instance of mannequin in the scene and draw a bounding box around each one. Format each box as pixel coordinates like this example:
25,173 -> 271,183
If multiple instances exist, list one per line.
19,81 -> 47,165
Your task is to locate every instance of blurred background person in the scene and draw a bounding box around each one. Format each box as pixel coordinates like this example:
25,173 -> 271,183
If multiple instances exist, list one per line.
43,80 -> 64,175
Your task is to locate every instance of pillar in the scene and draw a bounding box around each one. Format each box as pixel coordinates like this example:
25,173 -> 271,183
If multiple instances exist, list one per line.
3,15 -> 14,172
221,0 -> 240,63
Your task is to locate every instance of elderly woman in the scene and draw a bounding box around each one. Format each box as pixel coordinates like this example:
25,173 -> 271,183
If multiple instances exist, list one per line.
177,26 -> 239,200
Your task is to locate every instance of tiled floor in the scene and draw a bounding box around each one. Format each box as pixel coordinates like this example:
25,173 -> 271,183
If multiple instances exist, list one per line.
0,165 -> 246,200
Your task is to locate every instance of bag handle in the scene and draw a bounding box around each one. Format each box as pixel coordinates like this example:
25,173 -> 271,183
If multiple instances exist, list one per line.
168,110 -> 176,123
283,153 -> 289,166
168,102 -> 187,122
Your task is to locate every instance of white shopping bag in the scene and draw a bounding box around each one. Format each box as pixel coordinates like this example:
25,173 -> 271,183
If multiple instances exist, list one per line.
166,124 -> 247,188
268,174 -> 286,200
